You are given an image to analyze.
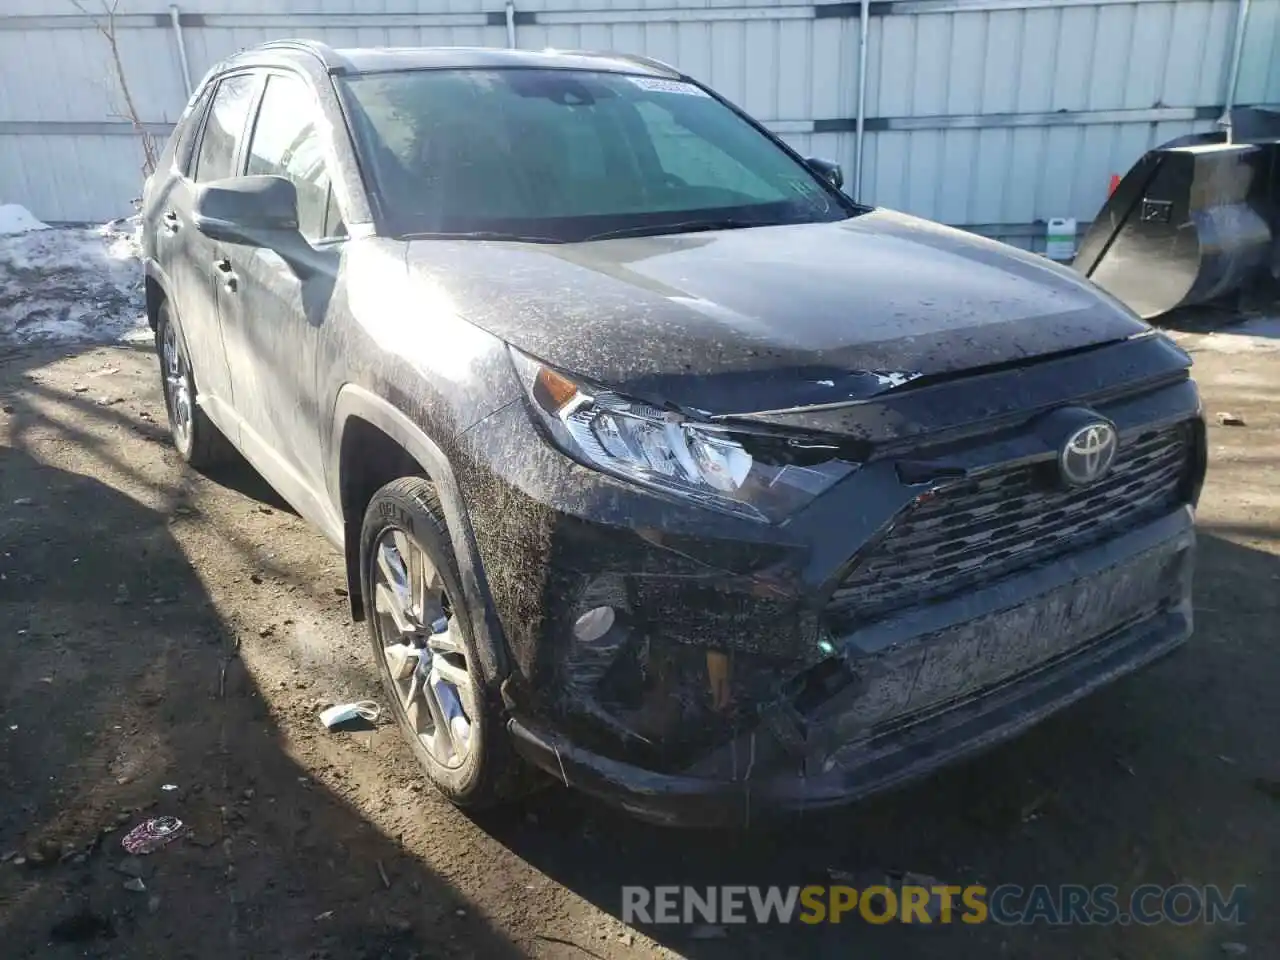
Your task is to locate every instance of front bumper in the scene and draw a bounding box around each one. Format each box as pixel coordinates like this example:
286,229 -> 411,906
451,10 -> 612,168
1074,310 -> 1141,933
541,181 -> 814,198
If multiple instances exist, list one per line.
451,338 -> 1204,825
507,508 -> 1194,827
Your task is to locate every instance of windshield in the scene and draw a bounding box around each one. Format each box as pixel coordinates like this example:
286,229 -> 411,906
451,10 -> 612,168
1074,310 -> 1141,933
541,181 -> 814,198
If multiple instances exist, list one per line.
340,68 -> 852,241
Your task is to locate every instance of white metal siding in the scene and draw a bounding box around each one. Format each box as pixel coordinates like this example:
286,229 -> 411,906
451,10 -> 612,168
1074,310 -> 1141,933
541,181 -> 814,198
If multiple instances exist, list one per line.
1,0 -> 1278,241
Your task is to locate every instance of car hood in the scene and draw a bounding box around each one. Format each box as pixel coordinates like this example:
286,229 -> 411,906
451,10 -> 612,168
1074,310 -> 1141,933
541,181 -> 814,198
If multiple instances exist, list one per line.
403,209 -> 1148,415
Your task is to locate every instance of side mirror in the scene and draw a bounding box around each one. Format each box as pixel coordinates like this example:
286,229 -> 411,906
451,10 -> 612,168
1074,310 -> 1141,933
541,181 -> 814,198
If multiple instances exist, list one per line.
193,175 -> 315,276
806,157 -> 844,190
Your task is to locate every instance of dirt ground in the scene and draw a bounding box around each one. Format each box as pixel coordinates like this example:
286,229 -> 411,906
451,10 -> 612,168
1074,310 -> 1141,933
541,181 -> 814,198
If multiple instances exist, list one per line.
0,312 -> 1277,959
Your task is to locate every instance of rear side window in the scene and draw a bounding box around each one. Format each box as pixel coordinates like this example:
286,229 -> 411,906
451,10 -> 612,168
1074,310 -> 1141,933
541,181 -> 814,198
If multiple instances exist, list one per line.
192,74 -> 258,183
245,73 -> 345,241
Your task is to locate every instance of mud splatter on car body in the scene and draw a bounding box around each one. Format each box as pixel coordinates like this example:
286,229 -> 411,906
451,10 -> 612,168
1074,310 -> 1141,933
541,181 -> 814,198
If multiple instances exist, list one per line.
140,42 -> 1206,825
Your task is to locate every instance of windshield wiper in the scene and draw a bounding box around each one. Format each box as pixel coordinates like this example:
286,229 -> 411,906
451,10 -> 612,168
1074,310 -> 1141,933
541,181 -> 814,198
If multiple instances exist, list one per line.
579,218 -> 789,242
400,230 -> 565,243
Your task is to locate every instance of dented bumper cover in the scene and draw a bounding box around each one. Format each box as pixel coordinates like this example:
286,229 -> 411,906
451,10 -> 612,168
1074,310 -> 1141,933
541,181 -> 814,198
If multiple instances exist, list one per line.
507,508 -> 1194,827
452,338 -> 1203,827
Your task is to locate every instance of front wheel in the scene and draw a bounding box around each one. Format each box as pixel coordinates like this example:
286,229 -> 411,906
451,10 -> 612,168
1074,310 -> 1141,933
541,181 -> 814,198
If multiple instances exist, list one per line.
360,477 -> 528,807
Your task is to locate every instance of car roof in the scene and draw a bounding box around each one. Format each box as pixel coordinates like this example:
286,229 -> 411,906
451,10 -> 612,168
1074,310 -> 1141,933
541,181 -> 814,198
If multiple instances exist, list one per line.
222,41 -> 681,80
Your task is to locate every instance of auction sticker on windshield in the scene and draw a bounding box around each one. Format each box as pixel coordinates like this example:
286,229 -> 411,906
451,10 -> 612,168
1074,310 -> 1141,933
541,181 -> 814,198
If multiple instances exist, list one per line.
628,76 -> 710,96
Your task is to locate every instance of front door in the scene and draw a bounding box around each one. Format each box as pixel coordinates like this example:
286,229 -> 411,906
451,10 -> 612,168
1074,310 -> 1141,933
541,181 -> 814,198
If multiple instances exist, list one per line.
215,70 -> 346,530
161,72 -> 261,432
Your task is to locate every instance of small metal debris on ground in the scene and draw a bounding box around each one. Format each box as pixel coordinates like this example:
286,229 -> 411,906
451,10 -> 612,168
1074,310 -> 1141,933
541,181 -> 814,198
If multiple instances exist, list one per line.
12,498 -> 34,506
161,784 -> 178,792
319,701 -> 381,730
376,859 -> 391,889
1217,412 -> 1246,426
1221,943 -> 1248,956
114,856 -> 144,878
121,817 -> 186,855
314,911 -> 334,922
123,877 -> 147,893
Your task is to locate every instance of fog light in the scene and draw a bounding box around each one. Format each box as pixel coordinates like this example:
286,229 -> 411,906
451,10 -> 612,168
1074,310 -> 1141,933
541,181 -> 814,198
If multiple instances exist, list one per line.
574,606 -> 617,643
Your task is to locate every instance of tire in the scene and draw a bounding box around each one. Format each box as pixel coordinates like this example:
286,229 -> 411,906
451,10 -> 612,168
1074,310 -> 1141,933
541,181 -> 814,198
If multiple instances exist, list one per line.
360,476 -> 528,807
155,300 -> 232,469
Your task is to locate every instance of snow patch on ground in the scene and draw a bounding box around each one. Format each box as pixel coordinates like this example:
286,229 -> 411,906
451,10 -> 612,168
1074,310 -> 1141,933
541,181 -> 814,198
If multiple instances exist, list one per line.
0,204 -> 49,236
1170,317 -> 1280,354
0,213 -> 148,345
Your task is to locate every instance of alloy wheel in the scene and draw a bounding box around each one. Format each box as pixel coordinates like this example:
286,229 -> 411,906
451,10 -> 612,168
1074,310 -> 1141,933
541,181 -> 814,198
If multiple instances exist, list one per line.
161,320 -> 192,450
371,527 -> 476,768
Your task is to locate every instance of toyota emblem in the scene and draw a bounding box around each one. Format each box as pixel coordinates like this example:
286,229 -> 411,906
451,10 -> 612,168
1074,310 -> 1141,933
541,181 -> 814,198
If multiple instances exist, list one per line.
1059,422 -> 1118,486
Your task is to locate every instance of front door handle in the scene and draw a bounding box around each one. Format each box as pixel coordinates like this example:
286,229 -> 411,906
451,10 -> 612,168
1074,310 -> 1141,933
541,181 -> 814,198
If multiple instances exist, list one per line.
161,210 -> 181,235
214,257 -> 238,293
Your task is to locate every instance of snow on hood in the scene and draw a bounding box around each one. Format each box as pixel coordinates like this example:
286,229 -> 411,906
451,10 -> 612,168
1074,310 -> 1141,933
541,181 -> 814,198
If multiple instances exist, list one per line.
0,213 -> 148,345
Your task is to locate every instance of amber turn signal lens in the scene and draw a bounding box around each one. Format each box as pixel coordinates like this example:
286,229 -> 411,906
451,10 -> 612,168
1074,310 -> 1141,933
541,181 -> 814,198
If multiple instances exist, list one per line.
533,366 -> 580,413
706,650 -> 732,711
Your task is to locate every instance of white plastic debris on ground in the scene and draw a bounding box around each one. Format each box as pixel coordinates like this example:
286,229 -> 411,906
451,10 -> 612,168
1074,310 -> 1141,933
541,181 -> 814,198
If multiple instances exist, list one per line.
0,205 -> 148,345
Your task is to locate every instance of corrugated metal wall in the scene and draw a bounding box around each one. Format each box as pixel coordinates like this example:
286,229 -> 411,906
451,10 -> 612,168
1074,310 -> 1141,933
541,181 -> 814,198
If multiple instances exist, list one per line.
2,0 -> 1278,246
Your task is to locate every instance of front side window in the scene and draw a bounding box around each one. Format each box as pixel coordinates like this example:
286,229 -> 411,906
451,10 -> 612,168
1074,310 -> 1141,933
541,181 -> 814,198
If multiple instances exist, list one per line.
340,68 -> 851,241
173,85 -> 215,176
192,74 -> 258,183
244,73 -> 345,241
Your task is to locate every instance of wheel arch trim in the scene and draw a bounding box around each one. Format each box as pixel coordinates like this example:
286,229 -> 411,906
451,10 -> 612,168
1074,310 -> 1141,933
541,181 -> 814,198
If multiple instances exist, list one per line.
330,383 -> 511,684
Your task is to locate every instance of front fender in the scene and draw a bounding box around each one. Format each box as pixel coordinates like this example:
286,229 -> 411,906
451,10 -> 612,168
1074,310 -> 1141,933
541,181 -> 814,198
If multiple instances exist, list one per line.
330,384 -> 511,684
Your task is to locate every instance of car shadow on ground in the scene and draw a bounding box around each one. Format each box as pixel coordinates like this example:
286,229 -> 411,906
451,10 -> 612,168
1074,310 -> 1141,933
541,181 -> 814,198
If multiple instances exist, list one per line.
479,530 -> 1279,959
0,384 -> 522,959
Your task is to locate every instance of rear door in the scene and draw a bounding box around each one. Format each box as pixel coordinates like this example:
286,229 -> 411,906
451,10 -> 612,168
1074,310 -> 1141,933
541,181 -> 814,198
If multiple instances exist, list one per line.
215,70 -> 346,530
156,72 -> 261,434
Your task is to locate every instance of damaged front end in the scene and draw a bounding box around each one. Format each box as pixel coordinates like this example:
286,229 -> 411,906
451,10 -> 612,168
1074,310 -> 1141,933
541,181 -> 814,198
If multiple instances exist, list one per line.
461,336 -> 1205,827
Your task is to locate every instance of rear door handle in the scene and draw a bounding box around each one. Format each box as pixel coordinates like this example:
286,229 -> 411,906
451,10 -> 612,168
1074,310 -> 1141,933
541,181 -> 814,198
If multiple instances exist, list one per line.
214,257 -> 238,293
162,210 -> 181,235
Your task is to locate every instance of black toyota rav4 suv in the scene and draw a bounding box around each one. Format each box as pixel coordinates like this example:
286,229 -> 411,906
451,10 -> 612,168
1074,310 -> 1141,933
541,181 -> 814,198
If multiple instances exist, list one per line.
141,41 -> 1205,826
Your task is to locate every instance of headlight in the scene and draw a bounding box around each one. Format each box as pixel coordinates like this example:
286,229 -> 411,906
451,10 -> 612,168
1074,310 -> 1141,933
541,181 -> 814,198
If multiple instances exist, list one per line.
511,349 -> 855,523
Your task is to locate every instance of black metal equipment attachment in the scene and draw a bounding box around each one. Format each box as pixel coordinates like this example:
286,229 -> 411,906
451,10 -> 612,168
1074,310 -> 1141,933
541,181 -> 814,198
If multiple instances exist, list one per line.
1074,106 -> 1280,319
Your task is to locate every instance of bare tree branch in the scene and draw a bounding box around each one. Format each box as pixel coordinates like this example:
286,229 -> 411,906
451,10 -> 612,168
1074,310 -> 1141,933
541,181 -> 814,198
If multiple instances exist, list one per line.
70,0 -> 158,177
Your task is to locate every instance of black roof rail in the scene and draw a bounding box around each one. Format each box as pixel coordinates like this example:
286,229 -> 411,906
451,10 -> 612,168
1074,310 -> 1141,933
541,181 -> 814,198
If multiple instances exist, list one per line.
542,48 -> 681,78
606,52 -> 682,78
256,38 -> 352,72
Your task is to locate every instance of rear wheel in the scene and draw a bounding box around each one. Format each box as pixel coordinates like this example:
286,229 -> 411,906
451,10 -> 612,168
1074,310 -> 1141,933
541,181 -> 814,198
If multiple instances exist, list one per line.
155,301 -> 230,468
361,477 -> 527,806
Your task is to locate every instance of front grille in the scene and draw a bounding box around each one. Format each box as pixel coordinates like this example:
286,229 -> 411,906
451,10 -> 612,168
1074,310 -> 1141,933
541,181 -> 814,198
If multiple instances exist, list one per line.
826,424 -> 1190,625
